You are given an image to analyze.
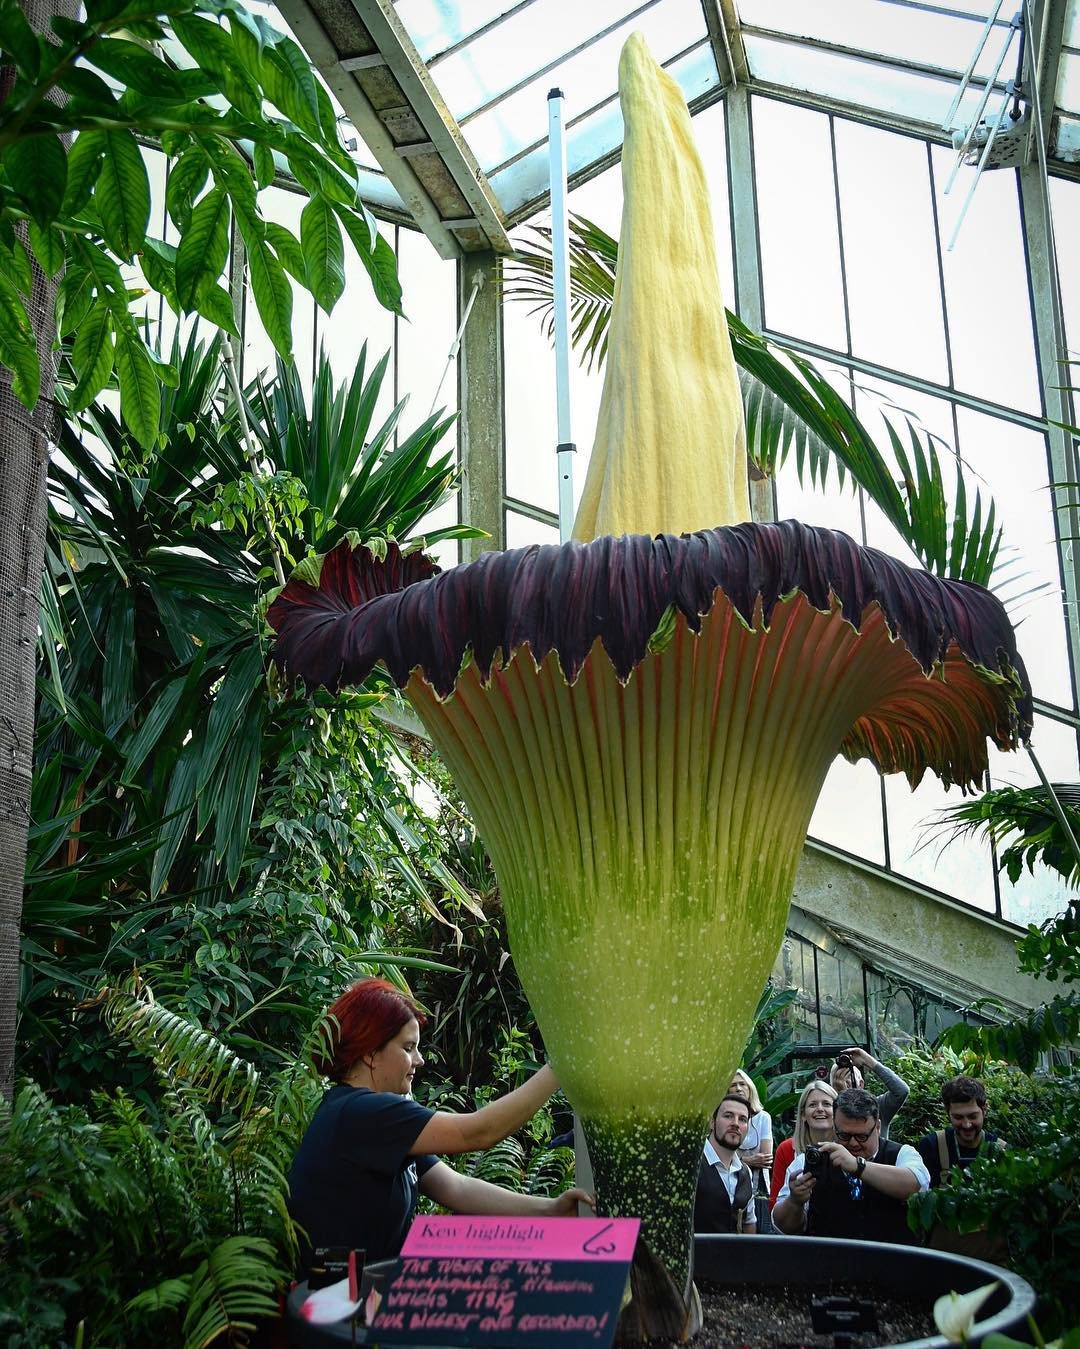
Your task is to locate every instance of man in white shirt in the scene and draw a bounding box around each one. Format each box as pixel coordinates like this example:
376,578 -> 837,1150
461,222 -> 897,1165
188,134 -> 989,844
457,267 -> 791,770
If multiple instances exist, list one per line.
693,1095 -> 757,1234
773,1088 -> 929,1245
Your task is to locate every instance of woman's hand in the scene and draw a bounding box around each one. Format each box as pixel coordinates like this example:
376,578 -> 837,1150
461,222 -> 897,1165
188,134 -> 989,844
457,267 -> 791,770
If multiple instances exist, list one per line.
547,1187 -> 595,1216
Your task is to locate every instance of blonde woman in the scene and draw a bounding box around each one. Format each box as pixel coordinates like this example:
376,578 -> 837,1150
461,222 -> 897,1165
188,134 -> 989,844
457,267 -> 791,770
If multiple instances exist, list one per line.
768,1080 -> 838,1211
727,1069 -> 773,1229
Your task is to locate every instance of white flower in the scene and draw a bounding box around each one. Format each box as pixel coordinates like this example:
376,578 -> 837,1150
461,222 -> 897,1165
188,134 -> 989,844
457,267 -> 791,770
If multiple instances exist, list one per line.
300,1276 -> 362,1325
932,1282 -> 999,1344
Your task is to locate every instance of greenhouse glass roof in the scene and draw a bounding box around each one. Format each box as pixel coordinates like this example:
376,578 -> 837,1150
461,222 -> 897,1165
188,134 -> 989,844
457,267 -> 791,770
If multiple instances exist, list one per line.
270,0 -> 1080,253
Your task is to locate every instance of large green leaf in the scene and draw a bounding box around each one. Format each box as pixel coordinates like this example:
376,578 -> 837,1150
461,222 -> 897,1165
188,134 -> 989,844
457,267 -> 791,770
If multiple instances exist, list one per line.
335,205 -> 402,316
61,129 -> 105,216
96,129 -> 150,261
27,221 -> 65,279
243,235 -> 293,358
0,270 -> 40,405
299,195 -> 345,311
3,133 -> 66,228
165,146 -> 210,232
175,186 -> 231,309
114,327 -> 161,450
0,0 -> 41,77
69,302 -> 116,411
83,36 -> 187,97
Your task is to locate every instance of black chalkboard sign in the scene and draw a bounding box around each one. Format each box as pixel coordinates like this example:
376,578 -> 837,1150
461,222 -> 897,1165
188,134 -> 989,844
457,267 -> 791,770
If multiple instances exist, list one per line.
366,1255 -> 627,1349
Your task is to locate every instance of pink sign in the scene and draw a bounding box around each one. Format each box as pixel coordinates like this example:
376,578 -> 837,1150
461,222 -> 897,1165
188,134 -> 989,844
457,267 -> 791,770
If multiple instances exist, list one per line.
401,1215 -> 639,1263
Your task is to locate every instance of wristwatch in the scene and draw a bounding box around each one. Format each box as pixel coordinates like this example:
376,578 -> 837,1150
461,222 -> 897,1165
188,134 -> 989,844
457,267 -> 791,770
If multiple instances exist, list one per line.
855,1156 -> 867,1177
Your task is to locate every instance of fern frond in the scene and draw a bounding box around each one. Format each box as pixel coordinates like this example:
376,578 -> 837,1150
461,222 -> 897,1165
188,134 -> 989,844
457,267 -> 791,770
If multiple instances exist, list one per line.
104,980 -> 260,1113
180,1235 -> 283,1349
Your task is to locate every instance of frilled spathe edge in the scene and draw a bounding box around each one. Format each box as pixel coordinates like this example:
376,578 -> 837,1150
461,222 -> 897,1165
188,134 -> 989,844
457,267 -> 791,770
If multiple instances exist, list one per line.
267,520 -> 1033,746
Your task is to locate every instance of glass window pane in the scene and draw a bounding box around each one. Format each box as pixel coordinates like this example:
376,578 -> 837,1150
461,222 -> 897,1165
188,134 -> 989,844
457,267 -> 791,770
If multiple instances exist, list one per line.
853,373 -> 958,563
395,0 -> 524,63
953,406 -> 1073,710
932,149 -> 1041,413
1057,49 -> 1080,116
396,226 -> 458,419
1049,177 -> 1080,357
488,41 -> 717,212
465,0 -> 707,172
396,226 -> 458,566
744,32 -> 995,128
741,0 -> 1011,83
1054,113 -> 1080,161
505,509 -> 559,547
504,164 -> 619,513
317,221 -> 396,429
987,713 -> 1079,927
834,120 -> 948,383
808,760 -> 884,863
808,757 -> 887,865
883,770 -> 998,913
435,0 -> 641,121
752,96 -> 847,350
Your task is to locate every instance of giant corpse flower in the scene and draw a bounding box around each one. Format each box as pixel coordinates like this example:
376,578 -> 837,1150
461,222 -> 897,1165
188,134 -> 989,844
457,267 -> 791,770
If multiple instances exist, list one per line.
269,34 -> 1032,1341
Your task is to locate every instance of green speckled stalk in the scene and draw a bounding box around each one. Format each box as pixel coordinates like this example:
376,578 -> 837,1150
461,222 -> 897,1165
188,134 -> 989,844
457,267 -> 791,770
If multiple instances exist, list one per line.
582,1114 -> 705,1295
406,599 -> 900,1315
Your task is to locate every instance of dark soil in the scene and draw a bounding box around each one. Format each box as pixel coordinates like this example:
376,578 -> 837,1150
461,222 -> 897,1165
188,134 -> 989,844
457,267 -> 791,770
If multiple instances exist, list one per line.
651,1281 -> 937,1348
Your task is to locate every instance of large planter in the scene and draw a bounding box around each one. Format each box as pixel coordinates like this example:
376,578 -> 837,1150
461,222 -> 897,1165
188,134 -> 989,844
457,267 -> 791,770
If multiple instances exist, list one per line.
693,1235 -> 1036,1348
286,1236 -> 1036,1347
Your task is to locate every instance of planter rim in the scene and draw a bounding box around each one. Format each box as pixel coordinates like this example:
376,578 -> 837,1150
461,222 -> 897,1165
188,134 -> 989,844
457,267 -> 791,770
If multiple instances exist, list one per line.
694,1233 -> 1036,1348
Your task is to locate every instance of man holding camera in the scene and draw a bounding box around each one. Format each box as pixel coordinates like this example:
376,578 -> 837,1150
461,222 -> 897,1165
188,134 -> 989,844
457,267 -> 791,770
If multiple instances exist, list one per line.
772,1088 -> 929,1243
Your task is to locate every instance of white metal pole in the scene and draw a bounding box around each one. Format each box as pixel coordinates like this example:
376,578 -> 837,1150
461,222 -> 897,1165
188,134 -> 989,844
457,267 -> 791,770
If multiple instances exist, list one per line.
548,86 -> 575,542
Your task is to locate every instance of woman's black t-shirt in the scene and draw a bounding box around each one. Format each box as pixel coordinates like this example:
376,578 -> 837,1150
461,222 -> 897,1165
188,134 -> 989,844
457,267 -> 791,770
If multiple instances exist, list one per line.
287,1085 -> 439,1269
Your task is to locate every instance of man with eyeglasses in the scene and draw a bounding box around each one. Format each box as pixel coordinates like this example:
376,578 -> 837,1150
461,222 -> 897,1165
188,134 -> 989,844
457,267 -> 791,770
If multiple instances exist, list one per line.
772,1088 -> 930,1243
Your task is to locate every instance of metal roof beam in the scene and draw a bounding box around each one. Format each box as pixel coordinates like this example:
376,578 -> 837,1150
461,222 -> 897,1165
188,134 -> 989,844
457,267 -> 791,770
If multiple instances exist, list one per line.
275,0 -> 463,258
350,0 -> 511,253
701,0 -> 749,88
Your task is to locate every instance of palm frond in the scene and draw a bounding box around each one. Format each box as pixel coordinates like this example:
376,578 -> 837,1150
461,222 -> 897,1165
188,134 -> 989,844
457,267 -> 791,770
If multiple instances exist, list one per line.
929,782 -> 1080,888
505,214 -> 1001,584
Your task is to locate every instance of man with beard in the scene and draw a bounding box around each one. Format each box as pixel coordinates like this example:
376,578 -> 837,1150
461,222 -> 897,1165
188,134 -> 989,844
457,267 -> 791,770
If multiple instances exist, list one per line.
916,1075 -> 1004,1187
916,1075 -> 1007,1259
694,1095 -> 758,1233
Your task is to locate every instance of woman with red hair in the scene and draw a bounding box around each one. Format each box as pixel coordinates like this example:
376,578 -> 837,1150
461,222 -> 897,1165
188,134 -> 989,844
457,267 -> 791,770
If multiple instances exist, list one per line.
288,977 -> 590,1270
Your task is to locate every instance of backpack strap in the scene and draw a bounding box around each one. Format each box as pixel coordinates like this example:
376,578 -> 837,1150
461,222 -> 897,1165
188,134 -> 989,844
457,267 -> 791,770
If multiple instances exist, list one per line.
936,1129 -> 950,1175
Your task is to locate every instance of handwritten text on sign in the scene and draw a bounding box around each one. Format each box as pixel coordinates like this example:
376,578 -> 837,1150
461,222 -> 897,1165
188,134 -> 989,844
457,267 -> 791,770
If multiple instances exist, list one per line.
401,1215 -> 639,1263
368,1255 -> 629,1349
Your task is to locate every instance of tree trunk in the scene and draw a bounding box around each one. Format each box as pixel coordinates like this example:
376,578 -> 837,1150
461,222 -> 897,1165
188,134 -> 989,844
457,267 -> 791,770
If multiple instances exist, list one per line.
0,0 -> 79,1099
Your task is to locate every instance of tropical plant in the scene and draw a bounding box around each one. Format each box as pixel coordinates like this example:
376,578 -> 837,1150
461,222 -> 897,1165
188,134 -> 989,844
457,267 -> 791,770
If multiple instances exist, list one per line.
0,0 -> 397,423
21,327 -> 475,1093
889,1042 -> 1073,1149
740,983 -> 799,1120
0,0 -> 405,1096
1,977 -> 319,1349
910,1087 -> 1080,1329
505,214 -> 1001,586
934,784 -> 1080,893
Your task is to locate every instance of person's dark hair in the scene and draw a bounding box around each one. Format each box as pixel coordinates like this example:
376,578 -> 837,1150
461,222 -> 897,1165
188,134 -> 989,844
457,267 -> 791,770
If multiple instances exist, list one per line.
313,977 -> 426,1081
712,1094 -> 751,1123
834,1087 -> 879,1122
941,1075 -> 987,1109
